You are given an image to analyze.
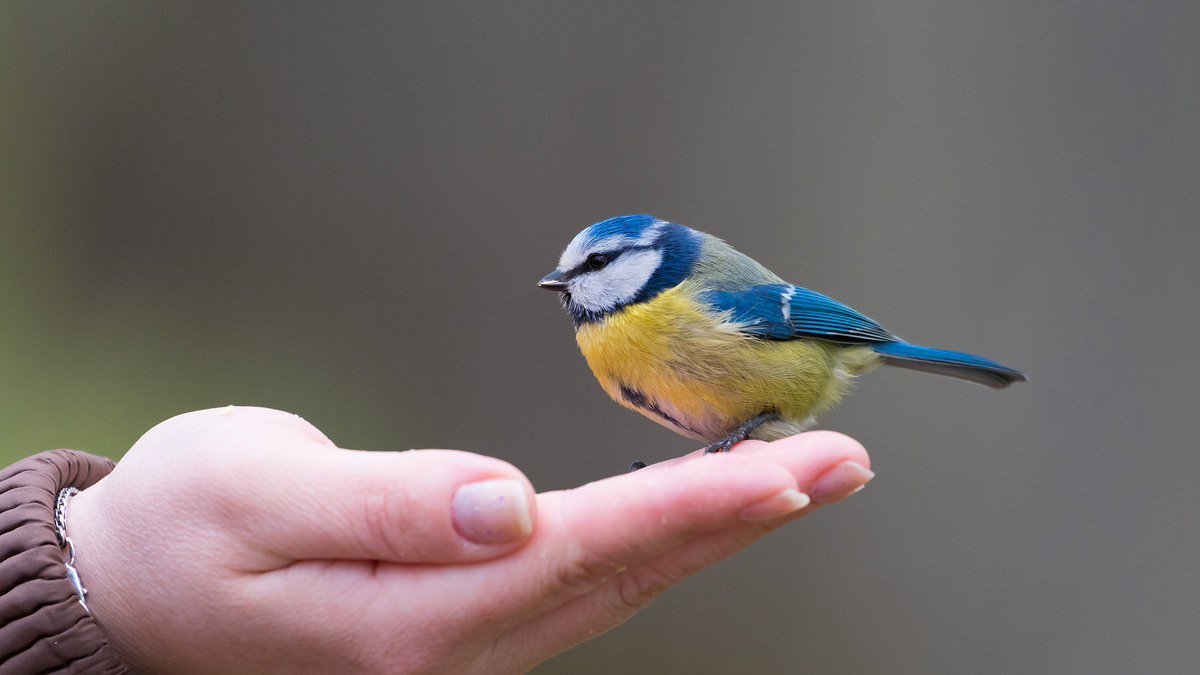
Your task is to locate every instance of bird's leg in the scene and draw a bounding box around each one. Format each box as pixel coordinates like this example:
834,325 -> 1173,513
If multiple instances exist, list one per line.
703,412 -> 778,454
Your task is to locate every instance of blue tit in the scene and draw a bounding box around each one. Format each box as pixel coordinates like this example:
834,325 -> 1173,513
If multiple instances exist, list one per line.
538,214 -> 1025,454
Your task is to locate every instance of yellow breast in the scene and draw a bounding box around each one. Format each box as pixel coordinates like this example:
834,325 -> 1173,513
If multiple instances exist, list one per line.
574,282 -> 878,442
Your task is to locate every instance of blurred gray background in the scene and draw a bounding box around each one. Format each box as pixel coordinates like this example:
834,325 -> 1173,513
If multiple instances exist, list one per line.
3,2 -> 1197,673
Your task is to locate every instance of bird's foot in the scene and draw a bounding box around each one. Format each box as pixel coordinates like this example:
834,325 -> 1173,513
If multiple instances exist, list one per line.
702,412 -> 777,454
628,460 -> 647,472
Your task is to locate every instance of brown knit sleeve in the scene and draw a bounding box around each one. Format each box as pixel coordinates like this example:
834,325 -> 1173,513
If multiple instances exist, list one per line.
0,450 -> 129,674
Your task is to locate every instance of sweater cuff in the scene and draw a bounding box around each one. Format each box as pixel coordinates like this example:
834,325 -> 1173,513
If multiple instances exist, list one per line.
0,449 -> 129,674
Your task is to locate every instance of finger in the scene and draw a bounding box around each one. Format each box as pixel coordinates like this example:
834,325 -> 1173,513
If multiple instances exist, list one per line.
122,407 -> 537,567
635,431 -> 872,510
526,434 -> 869,594
636,429 -> 867,471
517,449 -> 808,607
491,431 -> 872,669
735,431 -> 873,507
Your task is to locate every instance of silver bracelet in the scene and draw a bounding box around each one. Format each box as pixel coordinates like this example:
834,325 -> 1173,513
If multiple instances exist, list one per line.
54,487 -> 90,612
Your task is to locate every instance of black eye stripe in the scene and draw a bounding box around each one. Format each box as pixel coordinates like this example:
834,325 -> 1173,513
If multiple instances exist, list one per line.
567,244 -> 656,278
570,248 -> 625,276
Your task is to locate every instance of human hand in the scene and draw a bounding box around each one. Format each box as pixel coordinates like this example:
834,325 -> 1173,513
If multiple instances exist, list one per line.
66,407 -> 872,674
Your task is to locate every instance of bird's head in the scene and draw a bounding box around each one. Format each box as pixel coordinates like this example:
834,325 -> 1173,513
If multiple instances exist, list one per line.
538,214 -> 702,325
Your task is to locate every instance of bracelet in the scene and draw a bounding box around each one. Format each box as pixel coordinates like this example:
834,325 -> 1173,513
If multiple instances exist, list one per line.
56,486 -> 90,612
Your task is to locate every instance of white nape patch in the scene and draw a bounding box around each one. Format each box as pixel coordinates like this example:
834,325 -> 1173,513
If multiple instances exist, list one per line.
637,219 -> 668,244
780,284 -> 796,325
568,248 -> 663,313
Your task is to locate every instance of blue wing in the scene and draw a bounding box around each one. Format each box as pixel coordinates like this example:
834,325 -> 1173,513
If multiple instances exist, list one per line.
701,284 -> 898,343
700,283 -> 1026,388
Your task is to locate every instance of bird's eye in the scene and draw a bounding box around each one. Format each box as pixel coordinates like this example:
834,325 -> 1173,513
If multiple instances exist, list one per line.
586,253 -> 610,271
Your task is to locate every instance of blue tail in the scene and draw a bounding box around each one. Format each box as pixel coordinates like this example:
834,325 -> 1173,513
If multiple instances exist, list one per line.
872,342 -> 1025,389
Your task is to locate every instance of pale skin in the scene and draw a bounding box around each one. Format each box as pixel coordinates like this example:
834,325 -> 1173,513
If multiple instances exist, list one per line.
66,406 -> 873,674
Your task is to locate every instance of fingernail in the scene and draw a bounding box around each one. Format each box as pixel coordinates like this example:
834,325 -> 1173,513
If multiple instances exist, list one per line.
452,479 -> 533,544
739,488 -> 811,522
810,460 -> 875,505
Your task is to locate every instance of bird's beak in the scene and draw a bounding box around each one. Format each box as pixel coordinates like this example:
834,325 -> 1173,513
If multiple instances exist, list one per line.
538,269 -> 568,291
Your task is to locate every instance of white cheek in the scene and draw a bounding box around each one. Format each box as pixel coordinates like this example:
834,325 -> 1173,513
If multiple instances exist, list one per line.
568,249 -> 662,312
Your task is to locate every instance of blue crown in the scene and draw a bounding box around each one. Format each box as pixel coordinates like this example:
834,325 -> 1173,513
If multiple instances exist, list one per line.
585,214 -> 660,242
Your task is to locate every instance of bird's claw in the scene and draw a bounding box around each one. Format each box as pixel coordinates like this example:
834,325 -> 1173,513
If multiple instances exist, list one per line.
702,412 -> 777,455
702,439 -> 735,454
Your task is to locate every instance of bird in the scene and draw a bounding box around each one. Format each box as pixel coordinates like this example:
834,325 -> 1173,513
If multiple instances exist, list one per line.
538,214 -> 1025,455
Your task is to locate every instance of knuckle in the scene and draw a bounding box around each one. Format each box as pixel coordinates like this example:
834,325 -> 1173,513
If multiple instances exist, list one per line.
358,484 -> 418,560
612,562 -> 676,611
555,546 -> 626,594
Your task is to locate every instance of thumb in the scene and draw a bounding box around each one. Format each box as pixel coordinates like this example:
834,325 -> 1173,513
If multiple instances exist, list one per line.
116,407 -> 538,568
257,447 -> 537,566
